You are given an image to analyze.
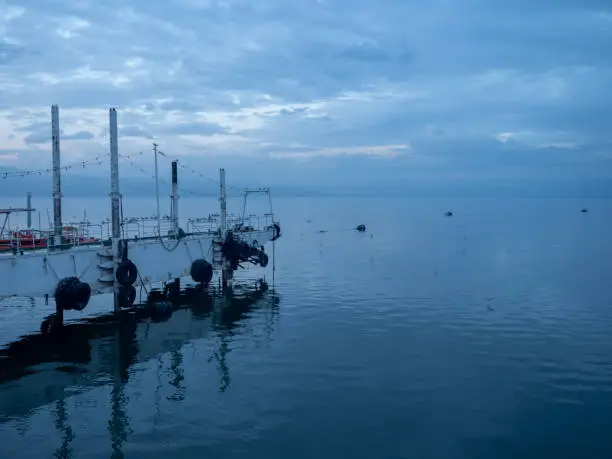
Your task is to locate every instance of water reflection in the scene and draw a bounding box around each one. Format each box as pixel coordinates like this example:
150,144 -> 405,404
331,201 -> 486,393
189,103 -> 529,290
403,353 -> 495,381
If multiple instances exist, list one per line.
54,397 -> 74,459
0,283 -> 280,457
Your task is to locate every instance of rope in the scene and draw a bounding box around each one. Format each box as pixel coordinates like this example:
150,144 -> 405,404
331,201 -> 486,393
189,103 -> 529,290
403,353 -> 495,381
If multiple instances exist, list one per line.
158,235 -> 181,252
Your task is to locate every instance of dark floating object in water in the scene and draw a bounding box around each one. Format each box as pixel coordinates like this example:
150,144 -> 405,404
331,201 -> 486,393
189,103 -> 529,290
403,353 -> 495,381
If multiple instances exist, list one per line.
445,211 -> 453,217
581,208 -> 588,213
356,224 -> 366,232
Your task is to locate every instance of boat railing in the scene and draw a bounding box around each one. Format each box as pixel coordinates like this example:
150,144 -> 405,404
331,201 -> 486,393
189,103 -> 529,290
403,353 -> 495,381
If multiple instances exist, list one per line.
186,215 -> 220,234
0,228 -> 51,252
0,211 -> 277,253
228,213 -> 275,232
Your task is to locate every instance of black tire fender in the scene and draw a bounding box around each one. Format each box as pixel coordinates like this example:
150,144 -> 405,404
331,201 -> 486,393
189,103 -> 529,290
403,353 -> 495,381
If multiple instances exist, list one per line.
116,259 -> 138,286
190,259 -> 213,284
118,285 -> 137,308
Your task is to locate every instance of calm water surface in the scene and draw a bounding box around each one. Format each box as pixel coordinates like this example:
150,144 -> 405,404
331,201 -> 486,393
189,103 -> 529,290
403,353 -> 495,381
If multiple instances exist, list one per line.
1,196 -> 611,458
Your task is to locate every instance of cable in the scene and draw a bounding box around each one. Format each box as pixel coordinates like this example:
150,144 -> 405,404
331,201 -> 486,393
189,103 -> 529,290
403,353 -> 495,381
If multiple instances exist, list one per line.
156,149 -> 245,194
118,154 -> 209,197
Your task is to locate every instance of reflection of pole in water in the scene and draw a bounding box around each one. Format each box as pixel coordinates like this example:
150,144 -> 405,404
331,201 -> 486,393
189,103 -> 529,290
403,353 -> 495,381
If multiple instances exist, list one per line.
208,333 -> 231,392
152,355 -> 163,431
108,326 -> 132,459
167,349 -> 185,402
53,397 -> 74,459
108,382 -> 130,459
263,295 -> 276,346
272,240 -> 276,289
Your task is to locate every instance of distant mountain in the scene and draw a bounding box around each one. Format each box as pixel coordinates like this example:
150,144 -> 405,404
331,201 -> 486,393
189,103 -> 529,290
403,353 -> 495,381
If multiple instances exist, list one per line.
2,173 -> 611,199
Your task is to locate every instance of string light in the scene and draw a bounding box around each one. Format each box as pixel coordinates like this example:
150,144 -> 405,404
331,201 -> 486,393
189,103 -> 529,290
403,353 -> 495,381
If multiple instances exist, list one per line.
1,154 -> 109,179
119,150 -> 247,195
0,146 -> 250,197
118,154 -> 210,197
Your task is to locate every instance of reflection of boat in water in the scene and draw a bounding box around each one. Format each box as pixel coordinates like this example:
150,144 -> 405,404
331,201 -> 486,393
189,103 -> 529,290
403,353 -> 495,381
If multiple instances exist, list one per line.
0,282 -> 280,424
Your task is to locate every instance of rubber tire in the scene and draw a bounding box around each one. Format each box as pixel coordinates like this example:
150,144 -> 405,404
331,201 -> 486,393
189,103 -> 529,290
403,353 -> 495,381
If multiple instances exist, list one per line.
190,259 -> 213,284
55,277 -> 91,311
116,259 -> 138,286
259,252 -> 269,268
71,281 -> 92,311
118,285 -> 137,308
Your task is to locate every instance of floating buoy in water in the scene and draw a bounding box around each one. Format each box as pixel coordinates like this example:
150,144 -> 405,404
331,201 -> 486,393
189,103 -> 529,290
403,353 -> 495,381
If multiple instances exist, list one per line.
356,224 -> 366,232
445,211 -> 453,217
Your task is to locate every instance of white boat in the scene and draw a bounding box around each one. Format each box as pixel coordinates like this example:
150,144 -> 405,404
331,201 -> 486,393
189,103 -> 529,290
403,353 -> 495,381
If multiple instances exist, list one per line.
0,106 -> 282,321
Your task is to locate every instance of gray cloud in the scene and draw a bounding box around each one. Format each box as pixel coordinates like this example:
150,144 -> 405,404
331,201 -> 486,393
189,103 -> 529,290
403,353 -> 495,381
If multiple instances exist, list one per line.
121,125 -> 153,138
64,130 -> 94,141
19,120 -> 95,144
163,122 -> 227,136
1,0 -> 611,184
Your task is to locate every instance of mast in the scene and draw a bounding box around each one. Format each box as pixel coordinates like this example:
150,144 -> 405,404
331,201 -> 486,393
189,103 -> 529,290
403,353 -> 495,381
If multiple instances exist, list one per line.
51,105 -> 62,247
171,161 -> 179,235
109,108 -> 121,315
153,143 -> 161,237
219,168 -> 227,236
109,108 -> 120,241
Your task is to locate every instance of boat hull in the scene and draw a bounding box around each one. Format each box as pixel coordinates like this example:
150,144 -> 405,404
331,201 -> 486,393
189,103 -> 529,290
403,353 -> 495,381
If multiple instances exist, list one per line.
0,229 -> 273,298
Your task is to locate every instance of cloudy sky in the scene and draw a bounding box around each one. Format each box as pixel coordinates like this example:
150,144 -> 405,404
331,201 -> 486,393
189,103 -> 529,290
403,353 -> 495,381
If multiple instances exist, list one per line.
1,0 -> 611,190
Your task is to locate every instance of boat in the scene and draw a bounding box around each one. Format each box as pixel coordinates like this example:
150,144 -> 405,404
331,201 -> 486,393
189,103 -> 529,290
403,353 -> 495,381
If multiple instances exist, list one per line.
0,105 -> 281,326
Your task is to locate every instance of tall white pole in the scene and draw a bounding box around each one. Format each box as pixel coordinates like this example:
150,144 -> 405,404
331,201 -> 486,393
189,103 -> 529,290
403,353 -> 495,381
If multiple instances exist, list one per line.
153,143 -> 161,237
109,108 -> 121,315
219,168 -> 227,236
171,160 -> 179,235
109,108 -> 121,240
51,105 -> 62,247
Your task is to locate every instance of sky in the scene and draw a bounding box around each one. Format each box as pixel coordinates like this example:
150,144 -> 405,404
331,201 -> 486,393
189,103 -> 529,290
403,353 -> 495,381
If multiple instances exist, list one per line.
1,0 -> 612,193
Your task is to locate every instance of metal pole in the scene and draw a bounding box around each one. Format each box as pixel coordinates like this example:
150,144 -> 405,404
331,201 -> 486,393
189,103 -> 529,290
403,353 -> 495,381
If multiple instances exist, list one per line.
171,161 -> 179,235
219,168 -> 229,290
153,143 -> 161,237
26,192 -> 32,229
109,108 -> 121,314
51,105 -> 62,247
219,168 -> 227,236
109,109 -> 121,240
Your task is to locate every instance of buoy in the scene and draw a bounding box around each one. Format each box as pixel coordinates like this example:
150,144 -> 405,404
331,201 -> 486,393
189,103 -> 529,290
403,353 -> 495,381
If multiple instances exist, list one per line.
190,258 -> 213,284
356,224 -> 366,232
